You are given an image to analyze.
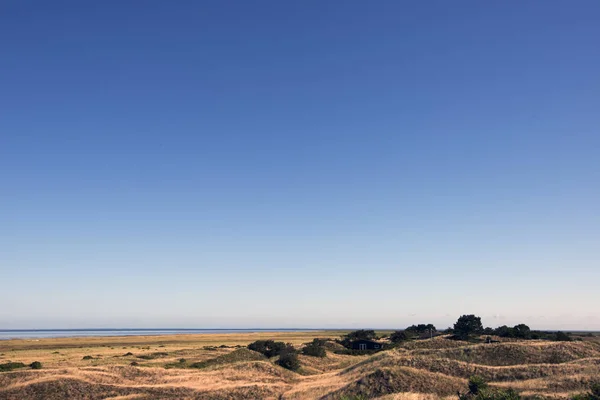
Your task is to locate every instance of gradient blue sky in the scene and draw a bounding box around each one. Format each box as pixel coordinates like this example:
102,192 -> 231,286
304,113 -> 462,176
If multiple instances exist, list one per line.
1,1 -> 599,330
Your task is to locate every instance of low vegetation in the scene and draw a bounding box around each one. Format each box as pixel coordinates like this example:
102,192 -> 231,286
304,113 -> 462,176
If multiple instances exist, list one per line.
29,361 -> 42,369
389,330 -> 409,343
247,340 -> 292,358
276,349 -> 301,371
458,376 -> 520,400
0,362 -> 26,372
188,348 -> 266,369
0,318 -> 597,399
572,382 -> 600,400
136,352 -> 169,360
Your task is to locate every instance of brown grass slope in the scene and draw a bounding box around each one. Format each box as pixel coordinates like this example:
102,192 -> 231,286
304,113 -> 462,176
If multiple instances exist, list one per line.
321,367 -> 465,399
2,333 -> 599,399
419,341 -> 600,366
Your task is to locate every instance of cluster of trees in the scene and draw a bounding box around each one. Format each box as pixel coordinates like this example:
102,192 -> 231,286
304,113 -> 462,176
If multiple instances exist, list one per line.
247,340 -> 300,371
451,315 -> 572,342
338,315 -> 573,346
406,324 -> 436,334
490,325 -> 571,341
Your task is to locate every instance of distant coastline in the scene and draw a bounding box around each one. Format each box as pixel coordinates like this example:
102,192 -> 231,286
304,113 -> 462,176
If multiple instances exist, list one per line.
0,328 -> 324,340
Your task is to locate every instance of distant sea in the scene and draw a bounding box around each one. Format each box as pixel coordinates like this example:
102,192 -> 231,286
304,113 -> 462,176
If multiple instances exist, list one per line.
0,328 -> 314,340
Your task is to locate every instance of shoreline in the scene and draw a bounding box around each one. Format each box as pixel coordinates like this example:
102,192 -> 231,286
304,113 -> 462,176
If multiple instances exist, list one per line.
0,330 -> 348,351
0,328 -> 325,341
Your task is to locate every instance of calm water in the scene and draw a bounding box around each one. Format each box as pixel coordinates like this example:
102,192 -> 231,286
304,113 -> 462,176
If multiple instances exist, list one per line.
0,329 -> 311,340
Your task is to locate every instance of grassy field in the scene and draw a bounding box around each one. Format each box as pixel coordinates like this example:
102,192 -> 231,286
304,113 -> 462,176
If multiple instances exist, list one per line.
0,331 -> 599,399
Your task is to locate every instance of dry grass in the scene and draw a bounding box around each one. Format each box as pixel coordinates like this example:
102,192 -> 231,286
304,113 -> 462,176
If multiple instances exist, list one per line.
0,332 -> 598,399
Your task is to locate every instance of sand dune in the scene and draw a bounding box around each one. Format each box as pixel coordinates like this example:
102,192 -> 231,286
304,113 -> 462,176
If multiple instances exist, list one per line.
1,333 -> 599,399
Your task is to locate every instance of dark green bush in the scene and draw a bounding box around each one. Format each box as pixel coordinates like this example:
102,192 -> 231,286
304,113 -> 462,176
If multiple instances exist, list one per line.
390,330 -> 408,343
302,339 -> 326,357
248,340 -> 290,358
0,362 -> 26,372
390,330 -> 409,343
554,331 -> 572,342
29,361 -> 42,369
405,324 -> 436,334
277,350 -> 300,371
458,376 -> 520,400
82,355 -> 94,360
571,381 -> 600,400
468,375 -> 488,394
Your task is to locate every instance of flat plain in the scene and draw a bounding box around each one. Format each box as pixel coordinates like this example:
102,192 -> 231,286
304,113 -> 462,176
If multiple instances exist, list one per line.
0,331 -> 599,399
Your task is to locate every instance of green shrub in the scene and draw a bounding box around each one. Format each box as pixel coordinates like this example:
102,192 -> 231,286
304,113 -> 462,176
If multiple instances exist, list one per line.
29,361 -> 42,369
389,331 -> 408,343
0,362 -> 26,372
458,375 -> 520,400
554,331 -> 572,342
571,381 -> 600,400
137,352 -> 169,360
277,350 -> 300,371
302,339 -> 326,357
82,355 -> 94,360
468,375 -> 488,394
248,340 -> 290,358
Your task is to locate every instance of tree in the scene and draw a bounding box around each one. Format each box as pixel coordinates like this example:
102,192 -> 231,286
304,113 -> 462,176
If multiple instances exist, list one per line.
405,324 -> 436,334
512,324 -> 531,339
389,331 -> 408,343
483,327 -> 495,335
494,325 -> 514,338
453,315 -> 483,340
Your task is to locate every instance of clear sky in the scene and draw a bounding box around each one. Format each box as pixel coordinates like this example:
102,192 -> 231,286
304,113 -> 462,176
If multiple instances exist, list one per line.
1,1 -> 599,330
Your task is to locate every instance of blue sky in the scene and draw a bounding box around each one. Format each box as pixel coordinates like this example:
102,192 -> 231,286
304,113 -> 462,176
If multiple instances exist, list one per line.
1,1 -> 599,330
